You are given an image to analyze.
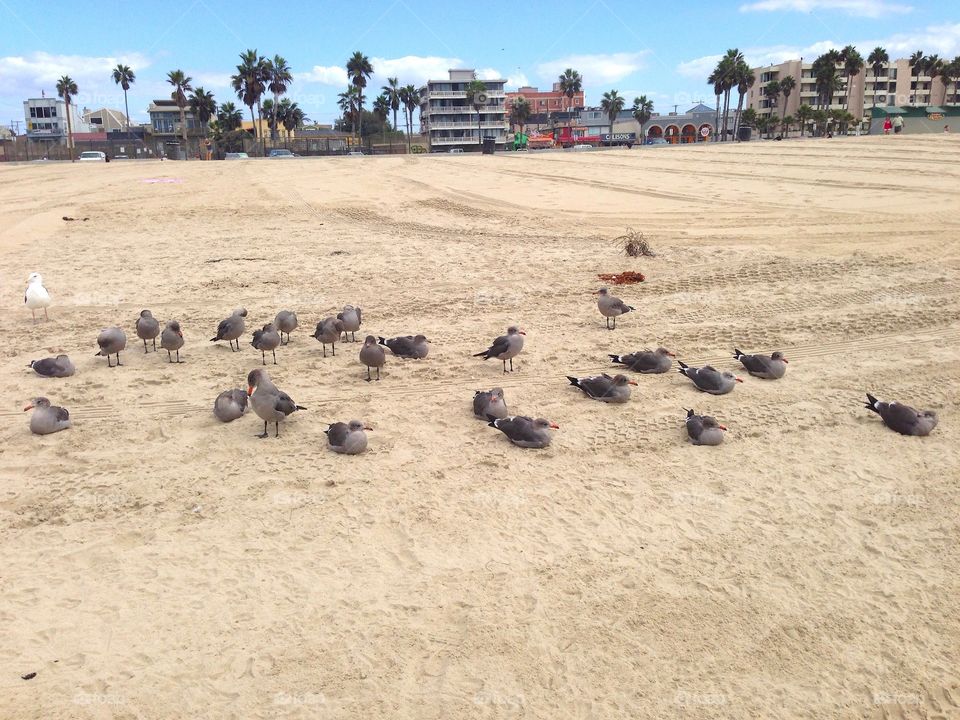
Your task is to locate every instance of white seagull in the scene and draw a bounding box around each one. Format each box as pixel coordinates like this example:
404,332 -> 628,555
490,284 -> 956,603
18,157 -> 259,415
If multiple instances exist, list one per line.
24,273 -> 51,322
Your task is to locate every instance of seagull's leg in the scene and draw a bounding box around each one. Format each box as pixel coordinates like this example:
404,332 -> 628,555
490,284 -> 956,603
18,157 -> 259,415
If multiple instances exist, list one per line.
32,309 -> 37,323
261,350 -> 266,365
116,353 -> 122,366
322,344 -> 327,358
275,422 -> 280,438
257,421 -> 268,438
44,308 -> 48,321
366,366 -> 372,382
107,354 -> 113,368
510,358 -> 515,372
153,337 -> 157,351
272,349 -> 277,364
376,366 -> 380,381
167,350 -> 172,363
176,350 -> 183,363
332,342 -> 336,356
502,359 -> 507,373
143,338 -> 148,353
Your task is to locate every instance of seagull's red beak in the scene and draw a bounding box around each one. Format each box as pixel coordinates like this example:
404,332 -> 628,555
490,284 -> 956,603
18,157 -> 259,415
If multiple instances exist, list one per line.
781,358 -> 788,363
518,330 -> 526,335
247,386 -> 254,396
364,426 -> 373,431
23,403 -> 33,411
628,380 -> 638,386
735,377 -> 743,383
667,352 -> 676,357
177,330 -> 183,338
718,425 -> 728,431
550,422 -> 560,429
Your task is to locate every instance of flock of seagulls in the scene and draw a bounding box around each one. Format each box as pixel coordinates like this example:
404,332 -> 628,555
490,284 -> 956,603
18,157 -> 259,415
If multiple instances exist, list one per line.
22,277 -> 940,445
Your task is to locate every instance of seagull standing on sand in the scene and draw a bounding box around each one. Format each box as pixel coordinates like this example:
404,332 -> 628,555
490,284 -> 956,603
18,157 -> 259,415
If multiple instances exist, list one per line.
596,287 -> 634,330
213,388 -> 248,422
337,305 -> 362,342
210,308 -> 247,351
566,373 -> 637,403
135,310 -> 160,352
247,368 -> 306,438
251,322 -> 281,365
29,354 -> 75,378
311,316 -> 344,357
685,409 -> 726,445
473,388 -> 508,419
487,416 -> 558,448
95,327 -> 127,367
864,394 -> 938,436
160,320 -> 184,363
24,273 -> 51,323
24,397 -> 71,435
325,420 -> 372,454
473,326 -> 525,373
359,335 -> 386,381
609,347 -> 675,374
733,349 -> 788,379
677,361 -> 742,395
378,334 -> 430,359
274,311 -> 298,344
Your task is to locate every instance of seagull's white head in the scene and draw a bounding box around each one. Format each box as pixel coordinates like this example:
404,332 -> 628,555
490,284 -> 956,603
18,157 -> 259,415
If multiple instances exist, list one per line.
27,272 -> 43,285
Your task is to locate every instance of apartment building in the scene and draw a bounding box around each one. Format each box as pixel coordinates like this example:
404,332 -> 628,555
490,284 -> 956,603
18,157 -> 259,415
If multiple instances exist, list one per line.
23,97 -> 91,140
505,83 -> 585,127
420,69 -> 508,151
746,57 -> 950,119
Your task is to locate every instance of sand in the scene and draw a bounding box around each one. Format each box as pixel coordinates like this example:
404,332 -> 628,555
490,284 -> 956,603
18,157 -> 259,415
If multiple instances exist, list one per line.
1,136 -> 958,719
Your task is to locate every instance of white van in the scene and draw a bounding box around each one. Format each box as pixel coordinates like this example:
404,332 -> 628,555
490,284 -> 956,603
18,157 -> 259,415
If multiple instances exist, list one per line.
78,151 -> 106,162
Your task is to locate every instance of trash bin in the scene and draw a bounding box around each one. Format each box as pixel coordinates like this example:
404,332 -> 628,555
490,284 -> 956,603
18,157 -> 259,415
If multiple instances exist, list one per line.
482,136 -> 496,155
737,126 -> 752,142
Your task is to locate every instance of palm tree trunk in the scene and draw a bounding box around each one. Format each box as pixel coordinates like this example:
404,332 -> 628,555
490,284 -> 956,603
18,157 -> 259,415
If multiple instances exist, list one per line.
714,94 -> 720,141
249,105 -> 256,138
179,106 -> 188,159
721,90 -> 730,141
358,90 -> 364,141
65,100 -> 74,162
272,93 -> 279,141
123,90 -> 130,134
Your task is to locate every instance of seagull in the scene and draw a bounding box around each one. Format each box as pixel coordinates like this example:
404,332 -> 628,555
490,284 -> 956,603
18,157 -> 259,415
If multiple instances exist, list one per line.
473,388 -> 508,419
210,308 -> 247,351
160,320 -> 184,363
311,316 -> 344,357
596,287 -> 634,330
566,373 -> 637,403
733,349 -> 788,379
135,310 -> 160,353
677,361 -> 742,394
609,347 -> 675,374
24,273 -> 51,323
337,305 -> 362,342
29,354 -> 75,378
378,334 -> 430,359
95,327 -> 127,367
864,394 -> 938,436
251,323 -> 281,365
487,415 -> 558,448
685,409 -> 726,445
23,397 -> 71,435
274,310 -> 298,345
325,420 -> 372,454
247,368 -> 306,438
359,335 -> 386,381
213,388 -> 248,422
473,326 -> 525,373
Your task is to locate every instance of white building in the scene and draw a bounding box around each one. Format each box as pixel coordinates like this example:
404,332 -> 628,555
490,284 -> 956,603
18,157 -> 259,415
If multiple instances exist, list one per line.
23,97 -> 90,140
420,69 -> 508,151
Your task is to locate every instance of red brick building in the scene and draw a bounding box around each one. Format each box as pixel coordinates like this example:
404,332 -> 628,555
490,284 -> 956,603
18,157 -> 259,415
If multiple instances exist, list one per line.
505,83 -> 585,127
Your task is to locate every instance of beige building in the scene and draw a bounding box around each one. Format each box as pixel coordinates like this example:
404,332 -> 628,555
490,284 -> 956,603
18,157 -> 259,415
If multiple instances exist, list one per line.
83,107 -> 127,132
747,57 -> 951,119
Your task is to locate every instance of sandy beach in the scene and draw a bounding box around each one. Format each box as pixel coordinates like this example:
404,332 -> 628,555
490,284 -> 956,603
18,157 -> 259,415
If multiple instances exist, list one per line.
1,136 -> 958,719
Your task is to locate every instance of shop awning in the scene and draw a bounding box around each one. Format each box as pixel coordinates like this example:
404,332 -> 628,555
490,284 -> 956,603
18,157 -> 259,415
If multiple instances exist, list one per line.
924,106 -> 946,113
882,107 -> 907,114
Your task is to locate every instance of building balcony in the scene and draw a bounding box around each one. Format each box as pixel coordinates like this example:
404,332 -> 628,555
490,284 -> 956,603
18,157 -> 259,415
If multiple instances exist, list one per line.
427,89 -> 506,99
427,120 -> 507,129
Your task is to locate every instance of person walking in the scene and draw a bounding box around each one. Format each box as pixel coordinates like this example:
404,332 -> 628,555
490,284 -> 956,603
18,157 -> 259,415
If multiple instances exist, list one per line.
883,117 -> 892,135
893,115 -> 903,134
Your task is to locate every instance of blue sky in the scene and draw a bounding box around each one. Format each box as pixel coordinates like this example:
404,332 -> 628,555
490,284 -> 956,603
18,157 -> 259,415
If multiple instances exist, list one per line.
1,0 -> 957,129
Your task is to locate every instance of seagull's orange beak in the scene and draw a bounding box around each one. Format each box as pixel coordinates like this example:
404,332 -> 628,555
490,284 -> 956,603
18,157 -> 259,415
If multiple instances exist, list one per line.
518,330 -> 526,335
247,386 -> 254,396
364,426 -> 373,431
23,403 -> 33,411
628,380 -> 638,386
718,425 -> 728,431
549,422 -> 560,429
781,358 -> 789,363
177,330 -> 183,338
735,377 -> 743,383
667,352 -> 676,357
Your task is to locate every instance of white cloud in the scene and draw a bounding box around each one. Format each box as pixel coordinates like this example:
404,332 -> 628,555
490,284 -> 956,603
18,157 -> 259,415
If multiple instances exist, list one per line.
506,72 -> 530,89
536,52 -> 649,86
297,65 -> 348,86
740,0 -> 912,17
676,54 -> 724,80
370,55 -> 462,85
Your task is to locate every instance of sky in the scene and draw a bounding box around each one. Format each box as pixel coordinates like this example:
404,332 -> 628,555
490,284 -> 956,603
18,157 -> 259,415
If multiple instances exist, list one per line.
1,0 -> 958,129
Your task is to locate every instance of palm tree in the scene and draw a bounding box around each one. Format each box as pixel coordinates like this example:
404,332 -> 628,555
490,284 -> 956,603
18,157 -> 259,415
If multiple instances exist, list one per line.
280,99 -> 306,135
217,102 -> 243,132
346,51 -> 374,140
111,64 -> 135,133
337,85 -> 360,135
557,68 -> 583,113
231,49 -> 266,138
909,51 -> 925,105
510,96 -> 532,135
382,77 -> 401,144
188,87 -> 216,138
631,95 -> 653,144
840,45 -> 864,111
755,114 -> 770,139
55,75 -> 78,161
167,70 -> 193,156
398,84 -> 419,151
779,75 -> 796,121
942,56 -> 960,106
732,62 -> 755,140
796,103 -> 813,136
465,79 -> 489,148
924,55 -> 944,105
781,114 -> 795,138
707,68 -> 723,141
867,47 -> 889,111
600,90 -> 625,138
373,94 -> 390,145
263,55 -> 292,140
711,49 -> 743,141
812,50 -> 843,109
763,80 -> 781,121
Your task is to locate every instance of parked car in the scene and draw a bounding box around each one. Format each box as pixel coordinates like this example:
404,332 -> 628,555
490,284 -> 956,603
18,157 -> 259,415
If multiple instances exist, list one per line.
646,137 -> 668,145
268,149 -> 297,158
347,150 -> 365,156
113,155 -> 129,160
448,148 -> 464,154
572,144 -> 593,151
78,151 -> 106,162
224,152 -> 250,160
